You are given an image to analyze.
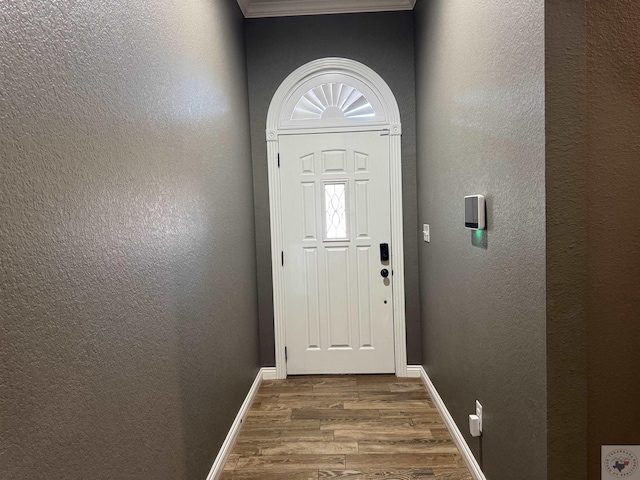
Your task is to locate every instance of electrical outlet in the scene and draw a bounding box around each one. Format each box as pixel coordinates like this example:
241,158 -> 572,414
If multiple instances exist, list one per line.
476,400 -> 483,433
423,224 -> 430,242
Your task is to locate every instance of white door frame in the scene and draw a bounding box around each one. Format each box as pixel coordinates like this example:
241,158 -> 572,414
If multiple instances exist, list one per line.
266,57 -> 407,379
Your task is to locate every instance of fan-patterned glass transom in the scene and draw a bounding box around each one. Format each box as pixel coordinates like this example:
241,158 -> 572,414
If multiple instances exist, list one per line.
292,82 -> 375,121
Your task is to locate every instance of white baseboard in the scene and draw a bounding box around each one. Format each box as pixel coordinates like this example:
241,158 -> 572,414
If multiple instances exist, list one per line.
261,367 -> 277,380
408,365 -> 487,480
206,367 -> 272,480
405,365 -> 422,378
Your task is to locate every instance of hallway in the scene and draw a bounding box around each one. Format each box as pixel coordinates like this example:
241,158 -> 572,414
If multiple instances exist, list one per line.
222,375 -> 472,479
3,0 -> 638,478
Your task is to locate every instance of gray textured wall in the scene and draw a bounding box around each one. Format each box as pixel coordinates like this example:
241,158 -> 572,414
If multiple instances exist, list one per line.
546,2 -> 640,477
585,1 -> 640,477
414,1 -> 547,479
0,1 -> 259,479
244,12 -> 421,366
545,1 -> 588,478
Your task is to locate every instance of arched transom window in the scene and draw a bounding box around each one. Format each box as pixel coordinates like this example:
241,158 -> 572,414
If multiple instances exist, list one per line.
276,70 -> 388,130
292,82 -> 375,121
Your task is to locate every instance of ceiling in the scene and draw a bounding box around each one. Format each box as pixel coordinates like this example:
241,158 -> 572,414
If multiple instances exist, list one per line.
236,0 -> 416,18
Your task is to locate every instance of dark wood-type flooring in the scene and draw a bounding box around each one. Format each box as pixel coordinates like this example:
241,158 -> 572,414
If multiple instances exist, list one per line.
221,375 -> 473,479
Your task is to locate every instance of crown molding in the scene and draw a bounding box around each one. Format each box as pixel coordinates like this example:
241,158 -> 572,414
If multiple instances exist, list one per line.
236,0 -> 250,17
237,0 -> 416,19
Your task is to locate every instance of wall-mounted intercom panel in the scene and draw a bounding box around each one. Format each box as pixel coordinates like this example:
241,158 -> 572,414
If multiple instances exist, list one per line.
465,195 -> 486,230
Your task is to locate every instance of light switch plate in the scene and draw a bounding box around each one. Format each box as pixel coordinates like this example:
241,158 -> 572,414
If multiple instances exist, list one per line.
423,224 -> 430,242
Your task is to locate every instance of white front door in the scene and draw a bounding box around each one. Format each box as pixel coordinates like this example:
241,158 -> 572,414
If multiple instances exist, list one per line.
279,130 -> 395,375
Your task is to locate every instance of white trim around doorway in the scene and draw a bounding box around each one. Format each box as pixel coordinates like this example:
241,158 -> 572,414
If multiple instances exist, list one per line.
266,57 -> 407,379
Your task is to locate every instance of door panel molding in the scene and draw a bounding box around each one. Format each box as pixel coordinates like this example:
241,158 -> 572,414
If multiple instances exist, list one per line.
266,57 -> 407,379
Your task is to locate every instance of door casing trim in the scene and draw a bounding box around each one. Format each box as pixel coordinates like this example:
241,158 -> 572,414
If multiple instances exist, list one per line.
266,57 -> 407,379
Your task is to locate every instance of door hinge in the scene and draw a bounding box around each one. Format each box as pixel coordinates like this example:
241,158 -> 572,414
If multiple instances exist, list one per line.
281,251 -> 284,266
285,347 -> 288,361
278,153 -> 280,168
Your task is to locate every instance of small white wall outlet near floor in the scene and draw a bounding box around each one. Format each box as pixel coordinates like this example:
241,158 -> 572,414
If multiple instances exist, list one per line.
469,400 -> 483,437
469,415 -> 481,437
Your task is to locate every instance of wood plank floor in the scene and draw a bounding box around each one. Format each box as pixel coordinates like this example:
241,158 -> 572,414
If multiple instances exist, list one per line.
221,375 -> 473,479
